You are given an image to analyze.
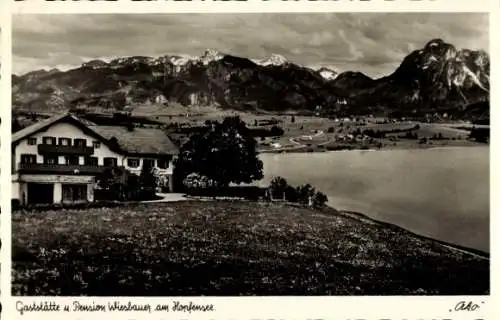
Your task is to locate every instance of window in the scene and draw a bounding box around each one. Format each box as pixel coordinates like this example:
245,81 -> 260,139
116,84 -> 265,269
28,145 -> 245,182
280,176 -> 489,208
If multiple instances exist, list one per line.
27,138 -> 37,146
74,138 -> 87,147
103,157 -> 118,167
42,136 -> 56,145
43,156 -> 58,165
62,184 -> 88,203
127,158 -> 140,168
85,157 -> 99,166
157,157 -> 171,169
64,155 -> 79,165
92,141 -> 101,149
143,159 -> 155,169
20,154 -> 37,164
58,138 -> 71,146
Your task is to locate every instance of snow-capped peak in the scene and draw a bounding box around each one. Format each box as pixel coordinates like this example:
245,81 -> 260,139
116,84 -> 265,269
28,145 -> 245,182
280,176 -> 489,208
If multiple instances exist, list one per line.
82,59 -> 108,69
199,49 -> 224,65
165,54 -> 198,66
258,53 -> 288,66
317,67 -> 338,81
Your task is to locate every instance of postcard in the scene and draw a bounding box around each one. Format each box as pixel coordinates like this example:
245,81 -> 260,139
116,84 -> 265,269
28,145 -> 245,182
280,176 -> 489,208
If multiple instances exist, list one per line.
0,0 -> 496,319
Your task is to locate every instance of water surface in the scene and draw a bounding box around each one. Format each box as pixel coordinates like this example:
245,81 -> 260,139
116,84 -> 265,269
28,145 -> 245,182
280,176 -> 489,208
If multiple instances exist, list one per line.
258,147 -> 489,252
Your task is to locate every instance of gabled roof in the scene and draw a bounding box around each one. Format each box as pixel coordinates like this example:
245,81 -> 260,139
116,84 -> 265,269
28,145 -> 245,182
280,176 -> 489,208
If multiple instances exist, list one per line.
12,113 -> 179,156
90,125 -> 179,155
12,114 -> 103,144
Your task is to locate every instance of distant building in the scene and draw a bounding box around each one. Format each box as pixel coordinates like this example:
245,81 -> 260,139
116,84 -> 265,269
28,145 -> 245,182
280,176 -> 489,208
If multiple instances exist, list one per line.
155,95 -> 167,104
271,142 -> 282,149
12,113 -> 179,205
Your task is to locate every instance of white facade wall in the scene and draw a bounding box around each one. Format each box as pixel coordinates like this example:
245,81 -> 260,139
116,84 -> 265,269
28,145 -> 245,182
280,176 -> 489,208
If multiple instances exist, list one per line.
13,122 -> 124,171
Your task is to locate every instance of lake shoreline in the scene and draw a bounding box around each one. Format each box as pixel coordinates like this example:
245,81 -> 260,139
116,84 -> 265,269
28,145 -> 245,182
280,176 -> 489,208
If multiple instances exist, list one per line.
257,145 -> 489,252
335,208 -> 490,257
259,142 -> 488,154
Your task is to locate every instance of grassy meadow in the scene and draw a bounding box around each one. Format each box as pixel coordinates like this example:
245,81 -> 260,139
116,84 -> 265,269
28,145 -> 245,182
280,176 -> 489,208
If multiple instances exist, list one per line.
12,201 -> 489,296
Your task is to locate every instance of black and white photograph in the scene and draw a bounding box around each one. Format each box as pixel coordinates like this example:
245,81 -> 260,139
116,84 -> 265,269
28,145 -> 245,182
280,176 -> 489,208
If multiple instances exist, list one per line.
11,13 -> 489,296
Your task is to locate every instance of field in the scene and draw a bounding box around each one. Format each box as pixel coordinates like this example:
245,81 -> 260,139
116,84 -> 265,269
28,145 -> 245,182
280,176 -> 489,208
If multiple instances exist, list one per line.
14,106 -> 486,153
136,106 -> 485,152
12,201 -> 489,296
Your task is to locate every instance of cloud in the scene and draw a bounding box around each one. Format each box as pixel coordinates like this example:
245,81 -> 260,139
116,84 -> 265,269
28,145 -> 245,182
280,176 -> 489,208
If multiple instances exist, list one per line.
13,13 -> 489,77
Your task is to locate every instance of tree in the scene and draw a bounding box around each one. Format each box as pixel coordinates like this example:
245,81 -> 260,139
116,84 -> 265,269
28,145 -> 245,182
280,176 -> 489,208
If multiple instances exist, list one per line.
12,117 -> 23,133
96,167 -> 129,200
469,127 -> 489,143
139,160 -> 157,192
295,184 -> 316,205
269,176 -> 289,199
312,192 -> 328,208
124,174 -> 140,199
174,116 -> 264,188
269,125 -> 284,137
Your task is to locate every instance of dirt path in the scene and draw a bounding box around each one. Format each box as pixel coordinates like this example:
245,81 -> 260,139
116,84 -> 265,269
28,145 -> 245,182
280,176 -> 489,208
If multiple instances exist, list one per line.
261,130 -> 327,152
289,130 -> 325,145
141,193 -> 188,203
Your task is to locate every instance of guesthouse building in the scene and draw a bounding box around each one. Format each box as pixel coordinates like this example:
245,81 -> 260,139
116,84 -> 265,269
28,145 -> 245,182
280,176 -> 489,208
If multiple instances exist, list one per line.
12,113 -> 179,205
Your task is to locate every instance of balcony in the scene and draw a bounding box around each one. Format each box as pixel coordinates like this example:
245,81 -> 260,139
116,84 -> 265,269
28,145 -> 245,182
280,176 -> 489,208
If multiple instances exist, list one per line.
38,144 -> 94,156
18,163 -> 108,175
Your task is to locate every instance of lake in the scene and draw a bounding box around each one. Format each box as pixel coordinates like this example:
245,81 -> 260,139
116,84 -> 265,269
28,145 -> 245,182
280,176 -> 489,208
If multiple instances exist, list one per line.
258,147 -> 489,252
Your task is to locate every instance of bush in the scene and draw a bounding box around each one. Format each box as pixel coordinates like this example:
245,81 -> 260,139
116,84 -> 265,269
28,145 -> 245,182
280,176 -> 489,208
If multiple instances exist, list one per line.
313,192 -> 328,208
268,177 -> 328,208
469,127 -> 489,143
296,184 -> 316,205
269,176 -> 289,199
269,125 -> 284,137
183,173 -> 215,189
284,185 -> 299,202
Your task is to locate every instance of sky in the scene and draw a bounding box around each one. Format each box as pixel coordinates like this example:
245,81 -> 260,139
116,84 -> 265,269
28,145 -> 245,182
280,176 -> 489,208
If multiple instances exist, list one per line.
13,13 -> 489,77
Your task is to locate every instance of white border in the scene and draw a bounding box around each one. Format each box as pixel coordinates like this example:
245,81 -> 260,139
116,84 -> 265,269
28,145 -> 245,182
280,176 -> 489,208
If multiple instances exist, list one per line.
0,0 -> 13,313
489,0 -> 498,302
11,0 -> 493,14
2,0 -> 498,319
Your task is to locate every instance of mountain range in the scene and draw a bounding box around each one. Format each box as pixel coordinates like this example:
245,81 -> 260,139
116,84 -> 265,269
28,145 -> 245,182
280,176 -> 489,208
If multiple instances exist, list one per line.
12,38 -> 489,119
